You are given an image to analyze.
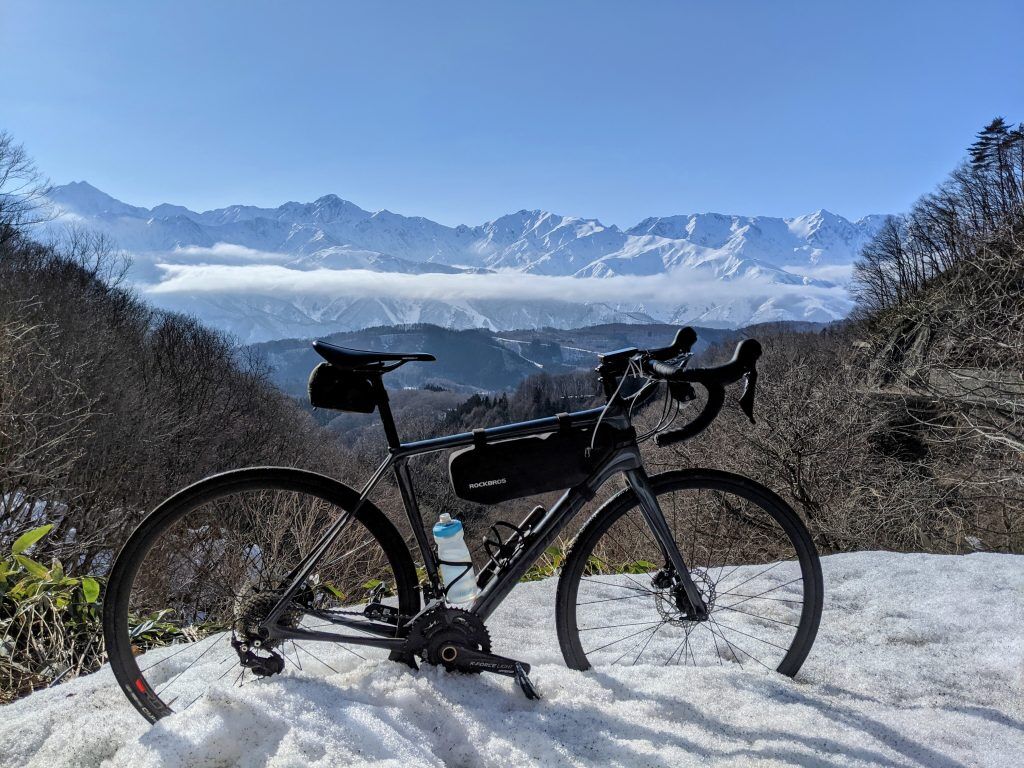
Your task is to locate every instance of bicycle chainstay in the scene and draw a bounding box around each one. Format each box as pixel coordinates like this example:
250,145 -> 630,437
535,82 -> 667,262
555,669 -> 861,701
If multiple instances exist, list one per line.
289,595 -> 540,699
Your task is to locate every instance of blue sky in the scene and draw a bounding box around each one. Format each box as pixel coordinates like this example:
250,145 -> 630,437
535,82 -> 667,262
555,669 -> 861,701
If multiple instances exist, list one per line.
1,0 -> 1021,226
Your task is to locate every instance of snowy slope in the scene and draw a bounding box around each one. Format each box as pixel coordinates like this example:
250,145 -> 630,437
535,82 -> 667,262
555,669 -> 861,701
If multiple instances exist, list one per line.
2,552 -> 1021,767
42,183 -> 885,340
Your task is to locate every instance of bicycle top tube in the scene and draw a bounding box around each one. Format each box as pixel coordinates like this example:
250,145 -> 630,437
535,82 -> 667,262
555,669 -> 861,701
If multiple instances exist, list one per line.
393,405 -> 608,458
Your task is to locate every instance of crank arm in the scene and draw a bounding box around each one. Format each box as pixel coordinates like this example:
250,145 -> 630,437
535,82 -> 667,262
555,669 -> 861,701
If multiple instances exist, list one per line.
447,646 -> 530,676
446,647 -> 541,700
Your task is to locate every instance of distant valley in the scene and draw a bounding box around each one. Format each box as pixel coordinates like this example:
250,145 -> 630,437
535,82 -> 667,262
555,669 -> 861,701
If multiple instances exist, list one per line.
252,321 -> 825,397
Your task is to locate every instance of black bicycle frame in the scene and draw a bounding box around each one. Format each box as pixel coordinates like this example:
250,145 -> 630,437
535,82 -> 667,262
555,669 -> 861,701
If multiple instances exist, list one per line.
266,396 -> 705,649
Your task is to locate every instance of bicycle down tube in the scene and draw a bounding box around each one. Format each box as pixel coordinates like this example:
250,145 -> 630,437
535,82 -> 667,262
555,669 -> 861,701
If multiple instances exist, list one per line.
263,407 -> 704,642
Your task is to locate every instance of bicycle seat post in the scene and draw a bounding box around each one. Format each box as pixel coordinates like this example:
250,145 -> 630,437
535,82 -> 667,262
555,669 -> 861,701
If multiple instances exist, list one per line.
372,376 -> 402,450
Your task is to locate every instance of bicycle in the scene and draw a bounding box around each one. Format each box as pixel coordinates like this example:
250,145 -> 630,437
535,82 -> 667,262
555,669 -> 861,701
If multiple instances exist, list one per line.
103,326 -> 823,722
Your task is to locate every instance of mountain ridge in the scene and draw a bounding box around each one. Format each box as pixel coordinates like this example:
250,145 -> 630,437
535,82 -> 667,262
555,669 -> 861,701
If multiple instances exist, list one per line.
44,182 -> 887,341
48,181 -> 884,275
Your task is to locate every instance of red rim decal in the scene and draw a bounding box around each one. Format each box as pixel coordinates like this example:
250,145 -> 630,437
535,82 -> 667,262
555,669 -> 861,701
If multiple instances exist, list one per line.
134,678 -> 147,694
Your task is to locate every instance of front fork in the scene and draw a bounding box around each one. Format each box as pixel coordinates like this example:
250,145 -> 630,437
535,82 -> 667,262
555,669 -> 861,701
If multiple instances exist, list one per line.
623,468 -> 709,620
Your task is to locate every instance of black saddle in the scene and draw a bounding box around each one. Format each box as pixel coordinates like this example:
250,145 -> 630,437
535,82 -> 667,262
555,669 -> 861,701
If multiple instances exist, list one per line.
312,340 -> 436,371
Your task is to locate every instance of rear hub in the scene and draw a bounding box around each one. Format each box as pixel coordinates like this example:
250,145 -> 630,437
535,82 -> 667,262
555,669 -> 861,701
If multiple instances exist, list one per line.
230,586 -> 300,677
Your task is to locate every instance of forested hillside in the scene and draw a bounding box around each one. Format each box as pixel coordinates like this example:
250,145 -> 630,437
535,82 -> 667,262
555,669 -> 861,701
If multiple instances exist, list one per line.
0,133 -> 352,700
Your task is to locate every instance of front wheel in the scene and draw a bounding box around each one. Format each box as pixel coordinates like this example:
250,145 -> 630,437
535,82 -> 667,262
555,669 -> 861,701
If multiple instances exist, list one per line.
556,469 -> 822,675
103,467 -> 420,722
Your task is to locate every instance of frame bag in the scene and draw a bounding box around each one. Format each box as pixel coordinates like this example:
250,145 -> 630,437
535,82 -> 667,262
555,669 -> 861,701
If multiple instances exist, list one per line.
448,421 -> 626,505
307,362 -> 379,413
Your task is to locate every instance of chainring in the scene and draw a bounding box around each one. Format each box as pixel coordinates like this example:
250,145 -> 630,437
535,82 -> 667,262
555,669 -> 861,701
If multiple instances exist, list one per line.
405,605 -> 492,671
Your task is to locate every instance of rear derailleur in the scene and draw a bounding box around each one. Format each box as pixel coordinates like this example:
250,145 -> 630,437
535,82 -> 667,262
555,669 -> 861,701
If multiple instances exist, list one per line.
404,603 -> 540,700
230,637 -> 285,678
230,585 -> 295,678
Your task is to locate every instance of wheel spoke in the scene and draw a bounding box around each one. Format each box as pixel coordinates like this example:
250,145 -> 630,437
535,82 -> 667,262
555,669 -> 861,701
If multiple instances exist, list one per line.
155,634 -> 225,697
139,635 -> 217,674
706,617 -> 774,670
714,604 -> 799,628
701,622 -> 743,668
577,592 -> 654,606
579,577 -> 653,594
625,621 -> 665,665
578,619 -> 663,633
717,560 -> 785,595
584,551 -> 659,594
710,618 -> 791,652
585,623 -> 661,655
664,629 -> 690,666
716,577 -> 804,610
293,641 -> 349,669
566,480 -> 817,677
704,623 -> 724,665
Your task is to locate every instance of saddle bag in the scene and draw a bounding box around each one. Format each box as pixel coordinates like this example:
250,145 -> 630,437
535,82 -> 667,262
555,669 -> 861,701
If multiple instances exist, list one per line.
307,362 -> 379,413
448,421 -> 628,505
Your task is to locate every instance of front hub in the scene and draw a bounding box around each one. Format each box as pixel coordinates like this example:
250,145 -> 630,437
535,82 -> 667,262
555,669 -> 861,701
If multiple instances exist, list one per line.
653,567 -> 714,623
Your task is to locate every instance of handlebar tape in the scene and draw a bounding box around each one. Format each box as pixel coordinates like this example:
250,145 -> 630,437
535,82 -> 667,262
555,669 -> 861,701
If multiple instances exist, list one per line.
649,338 -> 762,385
651,338 -> 763,446
655,383 -> 726,447
647,358 -> 683,378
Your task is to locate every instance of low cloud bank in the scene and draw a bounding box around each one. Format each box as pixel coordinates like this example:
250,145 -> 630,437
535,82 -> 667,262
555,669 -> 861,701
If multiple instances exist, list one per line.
783,263 -> 856,285
145,262 -> 850,308
165,243 -> 293,265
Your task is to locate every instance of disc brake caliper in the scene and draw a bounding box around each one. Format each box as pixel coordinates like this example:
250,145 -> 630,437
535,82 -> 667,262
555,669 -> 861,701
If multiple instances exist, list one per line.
652,566 -> 710,621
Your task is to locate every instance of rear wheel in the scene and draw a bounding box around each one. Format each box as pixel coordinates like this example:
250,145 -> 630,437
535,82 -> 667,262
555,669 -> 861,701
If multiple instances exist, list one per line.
556,469 -> 822,675
103,467 -> 419,722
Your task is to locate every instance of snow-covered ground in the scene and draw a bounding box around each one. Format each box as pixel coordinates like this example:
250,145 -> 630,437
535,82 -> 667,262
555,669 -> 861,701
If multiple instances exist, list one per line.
2,552 -> 1022,767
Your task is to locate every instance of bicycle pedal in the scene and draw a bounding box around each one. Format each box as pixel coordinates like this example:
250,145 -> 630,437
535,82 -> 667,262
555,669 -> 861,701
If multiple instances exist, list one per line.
514,662 -> 541,700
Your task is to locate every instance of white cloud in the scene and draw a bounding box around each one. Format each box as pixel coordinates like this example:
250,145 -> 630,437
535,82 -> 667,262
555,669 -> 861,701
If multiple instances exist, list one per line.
165,243 -> 291,265
782,263 -> 855,285
144,261 -> 850,312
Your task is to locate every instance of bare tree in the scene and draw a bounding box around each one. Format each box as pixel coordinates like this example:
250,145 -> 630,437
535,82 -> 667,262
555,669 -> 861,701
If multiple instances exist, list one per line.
0,131 -> 51,248
0,315 -> 94,552
848,118 -> 1024,552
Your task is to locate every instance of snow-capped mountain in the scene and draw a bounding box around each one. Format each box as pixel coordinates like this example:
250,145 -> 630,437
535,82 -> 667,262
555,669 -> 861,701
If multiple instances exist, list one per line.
44,182 -> 886,341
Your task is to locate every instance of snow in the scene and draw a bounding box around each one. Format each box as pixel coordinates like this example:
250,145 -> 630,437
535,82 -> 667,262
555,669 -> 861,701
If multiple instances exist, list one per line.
2,552 -> 1021,767
40,183 -> 885,340
47,183 -> 882,278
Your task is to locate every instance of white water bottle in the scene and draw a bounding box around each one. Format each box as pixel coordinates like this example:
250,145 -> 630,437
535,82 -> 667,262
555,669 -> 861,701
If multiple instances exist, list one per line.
433,513 -> 479,604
